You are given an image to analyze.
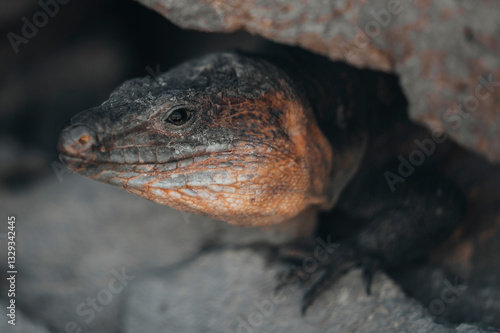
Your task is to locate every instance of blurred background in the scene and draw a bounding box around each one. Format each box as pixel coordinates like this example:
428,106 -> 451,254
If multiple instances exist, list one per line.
1,1 -> 500,332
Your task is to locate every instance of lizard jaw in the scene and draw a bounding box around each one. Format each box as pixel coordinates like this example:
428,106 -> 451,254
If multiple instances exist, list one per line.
60,143 -> 324,227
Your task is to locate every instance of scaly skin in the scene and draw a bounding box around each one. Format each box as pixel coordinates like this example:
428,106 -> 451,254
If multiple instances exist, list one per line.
58,50 -> 465,313
58,51 -> 368,227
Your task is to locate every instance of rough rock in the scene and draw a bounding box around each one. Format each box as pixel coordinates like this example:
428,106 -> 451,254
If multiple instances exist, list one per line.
136,0 -> 500,163
122,248 -> 492,333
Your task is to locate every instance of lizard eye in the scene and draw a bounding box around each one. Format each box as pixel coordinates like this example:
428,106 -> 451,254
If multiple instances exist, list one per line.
165,108 -> 193,126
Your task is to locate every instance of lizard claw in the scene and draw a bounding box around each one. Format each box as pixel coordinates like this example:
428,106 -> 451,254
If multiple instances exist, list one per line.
362,259 -> 379,295
274,237 -> 379,315
300,259 -> 357,315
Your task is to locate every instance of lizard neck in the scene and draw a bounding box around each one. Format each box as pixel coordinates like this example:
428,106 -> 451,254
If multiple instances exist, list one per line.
266,49 -> 369,210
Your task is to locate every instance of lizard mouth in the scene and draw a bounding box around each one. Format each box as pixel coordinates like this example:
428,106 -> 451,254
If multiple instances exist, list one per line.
59,153 -> 96,168
58,149 -> 240,182
60,151 -> 208,170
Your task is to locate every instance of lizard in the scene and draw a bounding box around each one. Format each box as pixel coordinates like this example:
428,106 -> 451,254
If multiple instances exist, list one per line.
57,49 -> 465,313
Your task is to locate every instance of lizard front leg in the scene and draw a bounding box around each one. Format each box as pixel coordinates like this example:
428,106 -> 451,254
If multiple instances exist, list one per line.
277,166 -> 465,314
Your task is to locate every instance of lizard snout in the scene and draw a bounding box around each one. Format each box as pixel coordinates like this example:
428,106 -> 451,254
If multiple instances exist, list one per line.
58,124 -> 97,157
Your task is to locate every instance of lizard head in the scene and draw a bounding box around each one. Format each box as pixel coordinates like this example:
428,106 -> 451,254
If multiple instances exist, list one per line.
58,52 -> 334,226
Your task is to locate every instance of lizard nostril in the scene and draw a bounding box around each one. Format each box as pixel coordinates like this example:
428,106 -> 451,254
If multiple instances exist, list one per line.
78,135 -> 91,146
58,125 -> 97,157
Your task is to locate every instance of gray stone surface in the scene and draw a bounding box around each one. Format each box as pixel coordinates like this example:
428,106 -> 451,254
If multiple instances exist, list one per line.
136,0 -> 500,163
122,248 -> 492,333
